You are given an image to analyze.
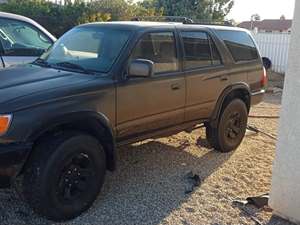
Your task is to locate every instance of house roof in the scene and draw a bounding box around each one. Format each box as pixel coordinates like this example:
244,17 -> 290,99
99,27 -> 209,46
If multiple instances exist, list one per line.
238,19 -> 292,31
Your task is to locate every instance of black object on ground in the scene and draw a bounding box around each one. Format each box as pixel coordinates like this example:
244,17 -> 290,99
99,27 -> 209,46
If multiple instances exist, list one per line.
233,193 -> 270,209
184,171 -> 202,194
231,194 -> 270,225
247,194 -> 270,209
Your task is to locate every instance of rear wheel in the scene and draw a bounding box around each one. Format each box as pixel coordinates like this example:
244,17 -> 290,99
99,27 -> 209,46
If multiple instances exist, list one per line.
206,99 -> 248,152
22,132 -> 106,221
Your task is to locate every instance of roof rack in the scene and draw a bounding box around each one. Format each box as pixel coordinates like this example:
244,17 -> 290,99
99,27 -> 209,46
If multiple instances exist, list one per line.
131,16 -> 194,24
131,16 -> 234,27
184,20 -> 234,26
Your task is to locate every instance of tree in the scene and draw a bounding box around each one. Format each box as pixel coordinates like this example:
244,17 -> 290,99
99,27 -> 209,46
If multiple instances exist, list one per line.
140,0 -> 234,21
91,0 -> 162,21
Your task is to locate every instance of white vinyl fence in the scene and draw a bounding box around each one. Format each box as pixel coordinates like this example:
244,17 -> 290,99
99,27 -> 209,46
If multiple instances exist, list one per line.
252,32 -> 291,74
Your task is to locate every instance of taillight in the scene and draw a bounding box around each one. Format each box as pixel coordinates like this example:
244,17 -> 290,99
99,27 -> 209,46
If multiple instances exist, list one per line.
261,67 -> 268,88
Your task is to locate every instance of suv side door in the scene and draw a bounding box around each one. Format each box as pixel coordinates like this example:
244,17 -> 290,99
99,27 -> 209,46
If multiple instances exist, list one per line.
116,30 -> 186,139
179,29 -> 230,122
0,17 -> 53,68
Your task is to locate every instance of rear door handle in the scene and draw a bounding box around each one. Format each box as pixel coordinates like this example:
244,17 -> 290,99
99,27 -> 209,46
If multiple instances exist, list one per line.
220,76 -> 228,81
171,83 -> 181,90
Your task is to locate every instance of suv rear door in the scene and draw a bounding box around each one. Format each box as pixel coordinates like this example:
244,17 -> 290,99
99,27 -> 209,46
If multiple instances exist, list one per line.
179,29 -> 230,121
215,29 -> 263,92
116,31 -> 186,139
0,17 -> 53,68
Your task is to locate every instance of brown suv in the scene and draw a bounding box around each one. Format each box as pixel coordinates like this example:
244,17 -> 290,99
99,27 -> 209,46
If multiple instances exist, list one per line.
0,21 -> 266,221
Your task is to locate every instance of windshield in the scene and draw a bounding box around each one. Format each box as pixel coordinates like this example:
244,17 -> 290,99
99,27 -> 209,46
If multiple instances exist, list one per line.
40,26 -> 131,73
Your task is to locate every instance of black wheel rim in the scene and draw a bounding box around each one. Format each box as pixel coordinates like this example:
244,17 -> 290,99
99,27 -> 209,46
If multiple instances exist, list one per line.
57,153 -> 95,203
225,112 -> 242,140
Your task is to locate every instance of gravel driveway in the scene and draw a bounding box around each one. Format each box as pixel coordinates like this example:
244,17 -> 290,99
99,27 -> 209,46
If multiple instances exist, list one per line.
0,92 -> 294,225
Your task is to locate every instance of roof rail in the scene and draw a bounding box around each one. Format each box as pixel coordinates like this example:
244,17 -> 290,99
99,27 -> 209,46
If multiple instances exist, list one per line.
131,16 -> 234,27
183,20 -> 234,26
131,16 -> 194,23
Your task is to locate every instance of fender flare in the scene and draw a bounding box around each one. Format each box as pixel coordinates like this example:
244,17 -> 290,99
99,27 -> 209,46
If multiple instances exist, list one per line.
210,83 -> 251,127
27,111 -> 116,171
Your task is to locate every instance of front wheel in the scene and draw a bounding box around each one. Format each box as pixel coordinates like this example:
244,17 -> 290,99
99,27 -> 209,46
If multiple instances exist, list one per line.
22,132 -> 106,221
206,99 -> 248,152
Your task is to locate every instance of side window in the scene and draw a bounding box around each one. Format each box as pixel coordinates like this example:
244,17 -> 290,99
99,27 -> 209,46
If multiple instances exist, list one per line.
181,31 -> 222,70
216,30 -> 259,62
0,18 -> 52,57
131,32 -> 178,74
181,31 -> 211,70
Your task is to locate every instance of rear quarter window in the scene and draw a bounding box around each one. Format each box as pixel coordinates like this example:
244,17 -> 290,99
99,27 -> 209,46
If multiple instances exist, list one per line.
216,30 -> 259,62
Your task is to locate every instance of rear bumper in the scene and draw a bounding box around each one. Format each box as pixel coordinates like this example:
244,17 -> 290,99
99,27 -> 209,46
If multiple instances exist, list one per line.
251,90 -> 265,105
0,142 -> 32,188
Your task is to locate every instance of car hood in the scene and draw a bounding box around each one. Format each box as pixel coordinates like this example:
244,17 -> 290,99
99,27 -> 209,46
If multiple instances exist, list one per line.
0,64 -> 97,112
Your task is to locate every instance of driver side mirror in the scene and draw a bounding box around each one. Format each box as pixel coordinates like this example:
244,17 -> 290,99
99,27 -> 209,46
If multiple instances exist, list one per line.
128,59 -> 154,78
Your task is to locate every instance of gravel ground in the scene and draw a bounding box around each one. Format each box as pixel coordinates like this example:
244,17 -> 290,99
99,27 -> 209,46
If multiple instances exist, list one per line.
0,91 -> 294,225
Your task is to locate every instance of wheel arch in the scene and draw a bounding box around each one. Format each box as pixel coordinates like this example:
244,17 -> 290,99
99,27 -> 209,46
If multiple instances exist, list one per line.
210,83 -> 251,127
25,111 -> 116,172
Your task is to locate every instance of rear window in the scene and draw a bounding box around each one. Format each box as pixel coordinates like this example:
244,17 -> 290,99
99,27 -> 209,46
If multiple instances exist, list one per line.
216,30 -> 258,62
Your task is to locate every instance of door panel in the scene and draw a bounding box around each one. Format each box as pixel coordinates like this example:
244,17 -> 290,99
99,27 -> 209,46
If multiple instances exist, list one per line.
116,31 -> 185,139
185,67 -> 230,121
117,75 -> 185,138
180,30 -> 229,122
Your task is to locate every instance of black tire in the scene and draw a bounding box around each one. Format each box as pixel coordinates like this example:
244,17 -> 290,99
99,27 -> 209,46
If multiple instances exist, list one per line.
206,99 -> 248,152
22,131 -> 106,221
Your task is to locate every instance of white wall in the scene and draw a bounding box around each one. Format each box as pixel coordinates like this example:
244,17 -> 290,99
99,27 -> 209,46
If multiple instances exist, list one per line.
269,0 -> 300,224
252,32 -> 290,74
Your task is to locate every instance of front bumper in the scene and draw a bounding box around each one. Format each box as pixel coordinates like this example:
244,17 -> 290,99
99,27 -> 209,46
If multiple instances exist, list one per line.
0,142 -> 32,188
251,90 -> 265,105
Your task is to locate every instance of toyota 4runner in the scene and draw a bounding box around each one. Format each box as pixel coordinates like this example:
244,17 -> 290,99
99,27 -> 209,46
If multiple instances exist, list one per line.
0,21 -> 266,221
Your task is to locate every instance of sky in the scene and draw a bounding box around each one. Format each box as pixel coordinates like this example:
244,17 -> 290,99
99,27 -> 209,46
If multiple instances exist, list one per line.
227,0 -> 296,22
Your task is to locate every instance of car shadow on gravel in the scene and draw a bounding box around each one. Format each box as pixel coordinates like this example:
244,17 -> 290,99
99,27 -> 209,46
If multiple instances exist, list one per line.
0,138 -> 233,225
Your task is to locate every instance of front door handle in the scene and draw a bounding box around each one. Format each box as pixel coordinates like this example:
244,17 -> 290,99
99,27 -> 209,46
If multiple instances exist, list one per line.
171,83 -> 181,90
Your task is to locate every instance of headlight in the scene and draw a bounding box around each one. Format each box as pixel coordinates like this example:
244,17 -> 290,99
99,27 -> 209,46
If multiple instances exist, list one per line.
0,114 -> 12,135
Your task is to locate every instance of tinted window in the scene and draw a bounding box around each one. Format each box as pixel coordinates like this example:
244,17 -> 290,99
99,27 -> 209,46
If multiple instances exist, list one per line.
42,27 -> 131,73
131,32 -> 178,74
181,32 -> 211,69
216,30 -> 258,62
0,18 -> 52,56
181,31 -> 222,70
